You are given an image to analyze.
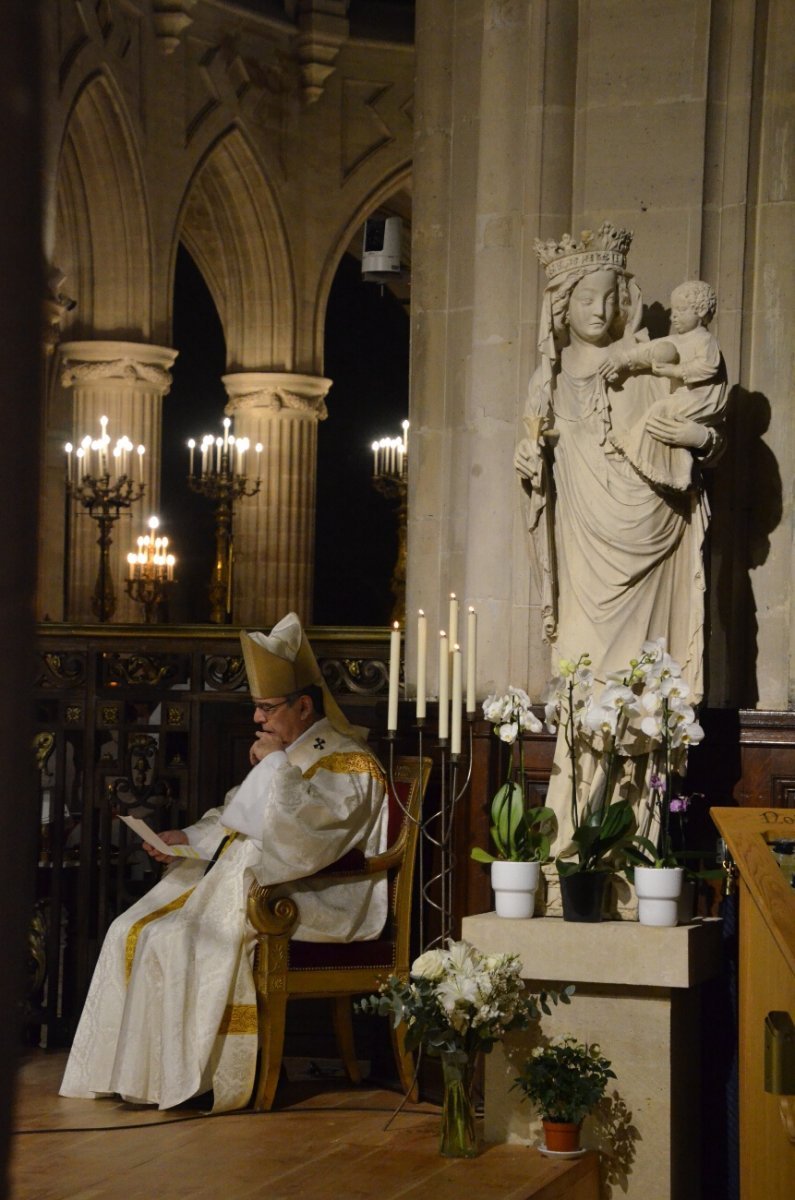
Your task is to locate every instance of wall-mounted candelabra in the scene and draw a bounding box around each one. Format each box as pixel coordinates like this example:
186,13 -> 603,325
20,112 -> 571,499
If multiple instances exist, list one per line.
186,418 -> 262,624
65,417 -> 146,623
125,516 -> 176,624
371,419 -> 408,623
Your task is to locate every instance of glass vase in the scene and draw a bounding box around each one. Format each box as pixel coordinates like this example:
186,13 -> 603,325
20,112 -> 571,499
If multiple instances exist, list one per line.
439,1051 -> 478,1158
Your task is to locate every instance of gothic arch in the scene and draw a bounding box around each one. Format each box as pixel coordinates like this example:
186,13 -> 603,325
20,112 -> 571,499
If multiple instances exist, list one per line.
312,162 -> 412,368
177,129 -> 295,372
54,72 -> 151,338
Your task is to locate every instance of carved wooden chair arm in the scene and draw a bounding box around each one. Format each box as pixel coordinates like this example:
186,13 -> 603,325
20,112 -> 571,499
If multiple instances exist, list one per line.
246,882 -> 300,938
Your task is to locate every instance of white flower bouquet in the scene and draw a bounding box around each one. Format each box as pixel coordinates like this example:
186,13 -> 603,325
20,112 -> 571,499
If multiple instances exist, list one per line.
358,939 -> 572,1065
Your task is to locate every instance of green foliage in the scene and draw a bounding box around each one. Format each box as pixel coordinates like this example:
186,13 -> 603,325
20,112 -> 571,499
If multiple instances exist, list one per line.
513,1037 -> 616,1124
472,786 -> 557,863
556,797 -> 635,876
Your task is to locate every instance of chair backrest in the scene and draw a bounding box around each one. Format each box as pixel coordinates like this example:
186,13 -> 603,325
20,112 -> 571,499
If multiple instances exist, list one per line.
386,756 -> 431,970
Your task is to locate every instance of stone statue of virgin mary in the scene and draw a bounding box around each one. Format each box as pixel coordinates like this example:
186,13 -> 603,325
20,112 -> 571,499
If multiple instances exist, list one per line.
515,222 -> 727,852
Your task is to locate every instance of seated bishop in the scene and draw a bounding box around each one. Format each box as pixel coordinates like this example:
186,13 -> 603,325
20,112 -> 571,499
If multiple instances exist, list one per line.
60,612 -> 388,1112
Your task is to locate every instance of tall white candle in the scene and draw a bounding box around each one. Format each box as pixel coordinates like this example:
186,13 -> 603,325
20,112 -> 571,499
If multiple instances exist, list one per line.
416,609 -> 427,719
188,439 -> 195,475
137,445 -> 145,481
466,607 -> 477,713
387,621 -> 401,731
64,443 -> 73,486
438,630 -> 449,739
371,441 -> 379,476
448,593 -> 459,648
451,645 -> 462,754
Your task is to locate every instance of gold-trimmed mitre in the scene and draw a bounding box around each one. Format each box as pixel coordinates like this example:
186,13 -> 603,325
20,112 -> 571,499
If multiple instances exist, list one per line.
534,220 -> 633,280
240,613 -> 321,700
240,612 -> 358,738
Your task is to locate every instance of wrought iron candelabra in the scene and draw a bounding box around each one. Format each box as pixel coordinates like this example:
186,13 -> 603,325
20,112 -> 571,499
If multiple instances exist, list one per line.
124,517 -> 176,623
66,423 -> 145,623
385,717 -> 473,953
187,419 -> 262,624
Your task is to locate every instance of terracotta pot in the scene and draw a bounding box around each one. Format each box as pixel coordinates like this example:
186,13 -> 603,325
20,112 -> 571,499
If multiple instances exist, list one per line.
542,1119 -> 582,1153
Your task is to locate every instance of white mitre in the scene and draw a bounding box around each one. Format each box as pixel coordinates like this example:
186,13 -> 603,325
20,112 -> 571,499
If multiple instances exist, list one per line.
240,612 -> 357,737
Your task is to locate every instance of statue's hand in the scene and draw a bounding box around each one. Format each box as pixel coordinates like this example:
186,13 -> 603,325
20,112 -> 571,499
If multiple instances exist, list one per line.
651,361 -> 681,379
514,437 -> 542,483
645,412 -> 709,450
596,348 -> 627,383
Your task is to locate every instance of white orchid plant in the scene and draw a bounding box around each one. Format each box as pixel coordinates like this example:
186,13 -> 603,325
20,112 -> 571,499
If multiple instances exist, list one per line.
357,939 -> 572,1072
471,687 -> 557,863
544,639 -> 705,873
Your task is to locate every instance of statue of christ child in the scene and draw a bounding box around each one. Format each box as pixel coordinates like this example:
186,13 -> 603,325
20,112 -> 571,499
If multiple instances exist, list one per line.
598,280 -> 726,491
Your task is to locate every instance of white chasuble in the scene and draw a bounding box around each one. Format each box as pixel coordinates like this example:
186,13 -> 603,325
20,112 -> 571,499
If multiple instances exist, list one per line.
60,719 -> 388,1111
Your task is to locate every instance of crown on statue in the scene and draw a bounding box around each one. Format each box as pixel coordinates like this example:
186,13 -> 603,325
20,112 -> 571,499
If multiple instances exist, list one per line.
534,220 -> 634,280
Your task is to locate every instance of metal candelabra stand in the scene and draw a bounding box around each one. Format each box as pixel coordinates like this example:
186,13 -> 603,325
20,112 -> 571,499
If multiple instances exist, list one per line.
125,566 -> 174,624
385,717 -> 473,953
69,472 -> 145,623
187,427 -> 261,624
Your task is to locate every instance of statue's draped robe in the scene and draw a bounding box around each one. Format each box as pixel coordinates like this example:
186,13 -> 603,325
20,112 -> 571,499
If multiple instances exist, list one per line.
60,719 -> 388,1111
523,361 -> 719,849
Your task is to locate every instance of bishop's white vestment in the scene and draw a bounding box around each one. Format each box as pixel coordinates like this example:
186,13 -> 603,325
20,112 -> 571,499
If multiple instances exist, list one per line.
59,718 -> 388,1111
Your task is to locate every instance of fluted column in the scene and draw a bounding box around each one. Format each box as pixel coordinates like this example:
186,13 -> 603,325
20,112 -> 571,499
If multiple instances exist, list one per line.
222,372 -> 331,627
60,340 -> 177,623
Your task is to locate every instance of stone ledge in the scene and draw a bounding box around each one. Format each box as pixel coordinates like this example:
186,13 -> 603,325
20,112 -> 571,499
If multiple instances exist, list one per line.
461,913 -> 723,989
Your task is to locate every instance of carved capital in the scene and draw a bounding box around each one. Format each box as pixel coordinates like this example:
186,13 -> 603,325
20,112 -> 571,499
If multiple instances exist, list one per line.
59,341 -> 178,394
290,1 -> 350,105
222,372 -> 332,421
152,1 -> 197,56
43,265 -> 75,357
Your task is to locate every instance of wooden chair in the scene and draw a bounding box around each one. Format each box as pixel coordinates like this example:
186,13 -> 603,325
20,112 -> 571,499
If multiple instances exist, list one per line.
246,754 -> 431,1111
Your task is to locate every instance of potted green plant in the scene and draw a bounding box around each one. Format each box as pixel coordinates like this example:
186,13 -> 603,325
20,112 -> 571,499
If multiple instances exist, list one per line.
471,687 -> 557,918
544,655 -> 635,921
614,640 -> 706,925
513,1035 -> 616,1154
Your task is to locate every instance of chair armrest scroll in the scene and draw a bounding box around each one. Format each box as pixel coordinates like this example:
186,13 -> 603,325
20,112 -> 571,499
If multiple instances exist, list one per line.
247,883 -> 300,937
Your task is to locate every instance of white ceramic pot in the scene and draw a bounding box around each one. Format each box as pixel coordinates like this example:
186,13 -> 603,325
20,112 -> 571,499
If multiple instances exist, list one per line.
491,860 -> 541,918
634,865 -> 684,927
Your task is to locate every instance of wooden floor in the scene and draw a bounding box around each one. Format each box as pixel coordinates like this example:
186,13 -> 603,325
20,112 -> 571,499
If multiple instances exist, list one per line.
9,1051 -> 598,1200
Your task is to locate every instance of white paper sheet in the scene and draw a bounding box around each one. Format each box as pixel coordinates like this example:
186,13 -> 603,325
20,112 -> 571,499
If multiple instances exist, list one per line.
119,815 -> 209,859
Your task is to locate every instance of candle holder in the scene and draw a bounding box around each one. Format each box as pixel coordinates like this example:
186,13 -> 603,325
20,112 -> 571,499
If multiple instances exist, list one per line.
386,716 -> 473,954
125,518 -> 176,623
66,421 -> 146,623
371,421 -> 408,623
186,420 -> 262,624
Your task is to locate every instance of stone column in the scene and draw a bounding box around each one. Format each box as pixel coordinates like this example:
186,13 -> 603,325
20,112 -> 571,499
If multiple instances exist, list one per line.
408,0 -> 576,702
59,340 -> 177,624
222,372 -> 331,627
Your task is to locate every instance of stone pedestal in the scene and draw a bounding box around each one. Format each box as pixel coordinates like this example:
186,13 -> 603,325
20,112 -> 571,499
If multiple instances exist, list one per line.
461,913 -> 723,1200
222,371 -> 331,626
60,340 -> 177,624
